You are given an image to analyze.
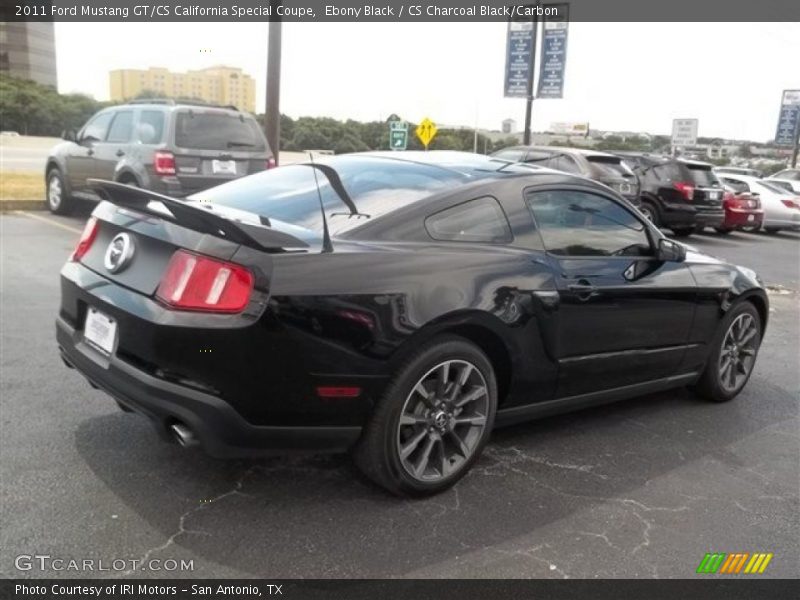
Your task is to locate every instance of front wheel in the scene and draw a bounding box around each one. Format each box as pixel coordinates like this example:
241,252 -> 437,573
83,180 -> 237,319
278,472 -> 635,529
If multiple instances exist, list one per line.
764,227 -> 781,234
353,336 -> 497,496
695,302 -> 762,403
714,227 -> 732,235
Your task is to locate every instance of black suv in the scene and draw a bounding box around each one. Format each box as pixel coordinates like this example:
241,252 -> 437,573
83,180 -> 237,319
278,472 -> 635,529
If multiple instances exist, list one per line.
45,100 -> 274,214
490,145 -> 641,207
616,153 -> 725,237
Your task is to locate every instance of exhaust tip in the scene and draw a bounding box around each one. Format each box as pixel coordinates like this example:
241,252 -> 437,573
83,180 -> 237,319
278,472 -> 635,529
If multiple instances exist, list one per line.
170,422 -> 198,448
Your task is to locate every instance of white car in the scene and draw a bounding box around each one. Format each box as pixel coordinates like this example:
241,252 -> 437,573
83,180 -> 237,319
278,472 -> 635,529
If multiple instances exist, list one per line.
767,169 -> 800,194
717,174 -> 800,233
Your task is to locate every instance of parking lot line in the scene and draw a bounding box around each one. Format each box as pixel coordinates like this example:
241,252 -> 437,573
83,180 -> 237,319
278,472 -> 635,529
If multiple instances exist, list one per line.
15,210 -> 82,234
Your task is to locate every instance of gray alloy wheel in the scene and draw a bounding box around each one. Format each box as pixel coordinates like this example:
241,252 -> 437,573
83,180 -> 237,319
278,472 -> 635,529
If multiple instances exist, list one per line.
395,359 -> 489,483
46,169 -> 73,215
717,313 -> 759,394
638,202 -> 656,223
47,172 -> 63,211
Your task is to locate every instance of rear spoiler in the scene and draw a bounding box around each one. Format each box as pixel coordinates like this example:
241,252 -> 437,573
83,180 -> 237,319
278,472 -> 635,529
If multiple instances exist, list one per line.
88,179 -> 309,251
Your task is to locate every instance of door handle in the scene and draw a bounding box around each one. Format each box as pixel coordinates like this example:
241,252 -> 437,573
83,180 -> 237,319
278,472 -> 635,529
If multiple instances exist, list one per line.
87,149 -> 94,156
115,150 -> 125,157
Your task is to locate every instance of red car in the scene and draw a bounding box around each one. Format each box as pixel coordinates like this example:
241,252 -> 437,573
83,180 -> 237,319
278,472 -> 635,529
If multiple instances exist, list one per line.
716,185 -> 763,234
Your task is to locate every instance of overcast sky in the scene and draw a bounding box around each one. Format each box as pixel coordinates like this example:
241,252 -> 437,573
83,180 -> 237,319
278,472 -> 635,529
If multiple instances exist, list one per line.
54,22 -> 799,142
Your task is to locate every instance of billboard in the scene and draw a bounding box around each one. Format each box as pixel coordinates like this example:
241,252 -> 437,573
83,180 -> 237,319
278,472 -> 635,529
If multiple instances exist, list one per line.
504,20 -> 535,98
672,118 -> 699,147
774,89 -> 800,146
536,4 -> 569,99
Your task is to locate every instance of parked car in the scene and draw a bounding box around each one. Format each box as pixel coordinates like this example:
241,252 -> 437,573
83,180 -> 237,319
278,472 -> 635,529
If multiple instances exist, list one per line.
716,184 -> 763,234
715,166 -> 765,178
490,146 -> 641,207
616,153 -> 725,237
717,173 -> 800,233
766,168 -> 800,194
57,151 -> 768,496
45,99 -> 274,215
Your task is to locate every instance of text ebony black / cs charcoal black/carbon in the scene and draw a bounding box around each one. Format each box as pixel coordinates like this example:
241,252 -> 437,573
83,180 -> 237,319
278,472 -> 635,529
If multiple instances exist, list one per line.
56,151 -> 768,496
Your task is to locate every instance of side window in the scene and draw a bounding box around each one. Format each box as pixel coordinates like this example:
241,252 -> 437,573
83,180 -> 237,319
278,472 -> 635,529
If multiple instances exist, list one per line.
425,197 -> 512,244
81,112 -> 114,142
135,110 -> 165,144
553,155 -> 581,174
106,111 -> 134,143
526,190 -> 651,257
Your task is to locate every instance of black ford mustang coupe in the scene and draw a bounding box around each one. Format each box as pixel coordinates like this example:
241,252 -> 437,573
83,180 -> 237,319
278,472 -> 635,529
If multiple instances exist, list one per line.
57,152 -> 767,496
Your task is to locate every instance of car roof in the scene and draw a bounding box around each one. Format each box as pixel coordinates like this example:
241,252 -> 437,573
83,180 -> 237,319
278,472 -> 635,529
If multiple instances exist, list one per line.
115,99 -> 244,113
354,150 -> 554,179
503,145 -> 623,159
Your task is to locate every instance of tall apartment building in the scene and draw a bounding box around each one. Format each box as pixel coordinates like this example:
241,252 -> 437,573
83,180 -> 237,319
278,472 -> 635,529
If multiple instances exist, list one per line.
0,22 -> 58,87
109,66 -> 256,113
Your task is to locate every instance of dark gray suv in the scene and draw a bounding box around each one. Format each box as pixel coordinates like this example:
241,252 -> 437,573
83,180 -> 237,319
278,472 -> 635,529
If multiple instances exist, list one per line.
45,100 -> 274,214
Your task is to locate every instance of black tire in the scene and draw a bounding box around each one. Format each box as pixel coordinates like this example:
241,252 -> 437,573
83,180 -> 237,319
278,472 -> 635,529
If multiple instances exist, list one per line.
714,227 -> 732,235
46,169 -> 74,215
353,335 -> 498,497
638,200 -> 660,227
694,301 -> 762,403
764,227 -> 781,234
671,227 -> 694,237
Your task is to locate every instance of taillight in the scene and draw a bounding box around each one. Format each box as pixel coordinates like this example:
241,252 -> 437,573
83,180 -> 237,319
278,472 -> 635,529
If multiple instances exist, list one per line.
781,199 -> 800,209
154,151 -> 176,176
673,181 -> 695,201
71,217 -> 99,262
266,157 -> 277,169
156,250 -> 254,313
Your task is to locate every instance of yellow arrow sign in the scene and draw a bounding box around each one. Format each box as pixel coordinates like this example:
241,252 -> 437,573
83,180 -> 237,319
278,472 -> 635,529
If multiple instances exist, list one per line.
415,117 -> 438,149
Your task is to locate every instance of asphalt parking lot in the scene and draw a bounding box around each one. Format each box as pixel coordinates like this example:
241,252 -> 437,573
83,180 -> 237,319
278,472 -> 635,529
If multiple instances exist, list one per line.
1,207 -> 798,579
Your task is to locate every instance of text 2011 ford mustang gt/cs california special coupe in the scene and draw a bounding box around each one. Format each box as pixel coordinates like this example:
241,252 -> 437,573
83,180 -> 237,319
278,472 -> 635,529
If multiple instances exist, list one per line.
57,152 -> 768,496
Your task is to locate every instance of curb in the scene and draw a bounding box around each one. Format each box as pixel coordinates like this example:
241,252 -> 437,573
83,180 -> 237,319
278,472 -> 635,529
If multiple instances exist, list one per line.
0,200 -> 46,212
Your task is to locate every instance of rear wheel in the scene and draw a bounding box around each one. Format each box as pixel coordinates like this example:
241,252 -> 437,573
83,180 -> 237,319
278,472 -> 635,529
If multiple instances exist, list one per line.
764,227 -> 781,234
46,169 -> 74,215
714,227 -> 732,235
671,227 -> 694,237
638,200 -> 659,226
353,336 -> 497,496
695,302 -> 762,403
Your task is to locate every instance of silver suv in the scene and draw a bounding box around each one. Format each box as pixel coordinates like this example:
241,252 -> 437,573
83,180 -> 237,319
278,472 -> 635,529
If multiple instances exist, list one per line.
45,99 -> 274,214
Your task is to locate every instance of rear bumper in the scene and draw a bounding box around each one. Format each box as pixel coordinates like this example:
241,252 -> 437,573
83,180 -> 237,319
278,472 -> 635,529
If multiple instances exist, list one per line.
57,316 -> 362,457
694,209 -> 725,228
724,208 -> 763,228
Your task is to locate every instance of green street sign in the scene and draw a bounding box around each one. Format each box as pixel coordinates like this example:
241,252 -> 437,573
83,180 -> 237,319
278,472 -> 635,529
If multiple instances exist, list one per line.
389,120 -> 408,151
390,129 -> 408,150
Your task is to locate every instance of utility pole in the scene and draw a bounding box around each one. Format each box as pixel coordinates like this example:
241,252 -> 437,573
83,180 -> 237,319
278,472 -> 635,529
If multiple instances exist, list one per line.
264,0 -> 282,165
522,10 -> 539,146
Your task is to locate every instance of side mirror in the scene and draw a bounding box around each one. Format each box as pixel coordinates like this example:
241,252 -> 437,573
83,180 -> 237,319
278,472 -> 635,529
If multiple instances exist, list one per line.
62,129 -> 77,142
657,238 -> 686,263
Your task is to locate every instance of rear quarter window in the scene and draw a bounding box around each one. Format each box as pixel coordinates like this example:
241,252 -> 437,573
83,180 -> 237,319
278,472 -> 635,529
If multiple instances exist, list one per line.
425,197 -> 512,243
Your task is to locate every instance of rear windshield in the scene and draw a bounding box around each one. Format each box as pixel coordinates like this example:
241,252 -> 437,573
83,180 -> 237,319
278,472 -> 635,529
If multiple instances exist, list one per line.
686,164 -> 720,187
174,111 -> 267,151
586,156 -> 636,179
189,156 -> 466,236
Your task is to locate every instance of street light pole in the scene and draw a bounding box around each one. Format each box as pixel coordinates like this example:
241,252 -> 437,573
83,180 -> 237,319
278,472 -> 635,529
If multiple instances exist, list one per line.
522,11 -> 539,146
264,1 -> 282,165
